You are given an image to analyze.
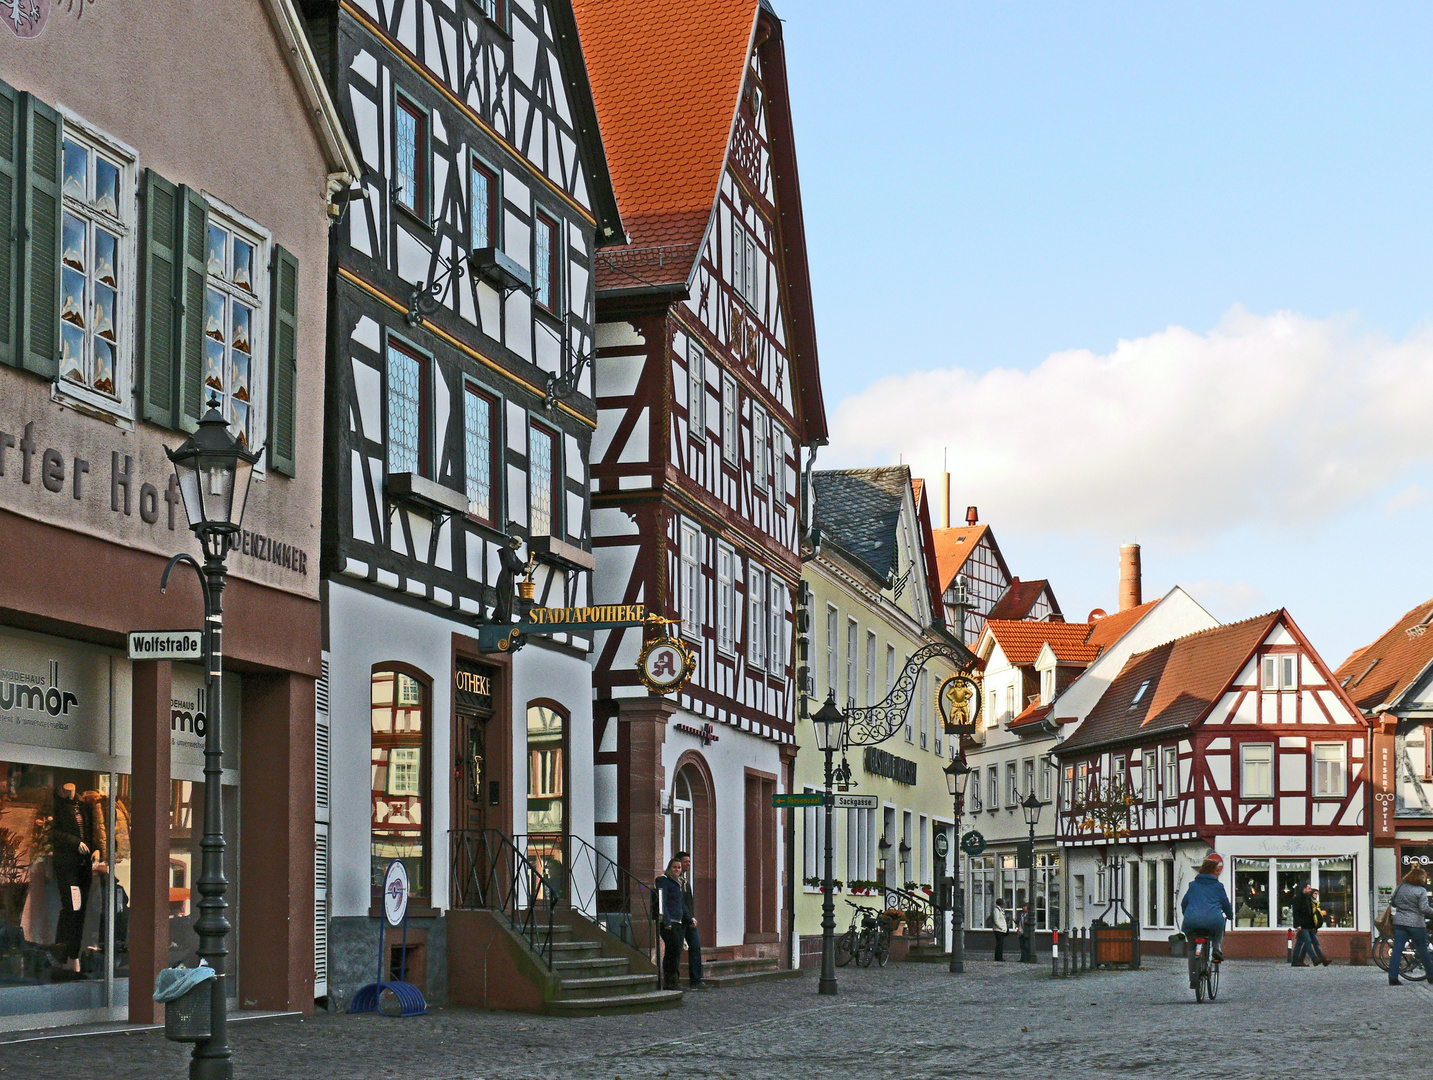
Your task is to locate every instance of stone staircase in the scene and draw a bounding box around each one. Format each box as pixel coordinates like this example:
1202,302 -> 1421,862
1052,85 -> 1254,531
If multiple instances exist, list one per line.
543,920 -> 684,1016
901,940 -> 951,964
681,955 -> 802,988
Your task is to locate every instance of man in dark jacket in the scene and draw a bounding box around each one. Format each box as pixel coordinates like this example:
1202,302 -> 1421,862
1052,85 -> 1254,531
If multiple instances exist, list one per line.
1290,885 -> 1327,966
655,857 -> 689,990
676,851 -> 707,988
1181,853 -> 1234,961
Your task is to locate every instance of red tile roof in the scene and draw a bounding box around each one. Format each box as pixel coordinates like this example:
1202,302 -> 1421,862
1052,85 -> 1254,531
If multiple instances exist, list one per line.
932,525 -> 992,591
984,620 -> 1099,667
1085,600 -> 1159,652
988,577 -> 1058,621
573,0 -> 756,286
1060,612 -> 1283,753
1009,702 -> 1053,731
1334,597 -> 1433,713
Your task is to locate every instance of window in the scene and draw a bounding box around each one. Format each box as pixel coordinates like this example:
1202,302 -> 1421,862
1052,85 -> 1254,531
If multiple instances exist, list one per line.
475,0 -> 505,25
1146,861 -> 1159,927
470,158 -> 498,250
768,577 -> 785,673
918,815 -> 929,885
394,93 -> 427,218
60,129 -> 131,402
1039,757 -> 1053,803
385,341 -> 427,476
1163,747 -> 1178,801
1005,761 -> 1018,807
1142,750 -> 1156,802
904,656 -> 914,742
1077,762 -> 1089,800
987,765 -> 998,811
528,422 -> 557,536
687,343 -> 705,438
1040,667 -> 1055,705
1162,860 -> 1175,929
753,403 -> 768,491
1023,758 -> 1035,800
900,811 -> 913,883
1262,653 -> 1299,691
1129,679 -> 1151,709
1113,754 -> 1127,792
1062,765 -> 1074,808
919,670 -> 929,750
803,787 -> 824,882
1241,743 -> 1274,800
526,705 -> 566,842
721,372 -> 738,465
864,632 -> 877,707
845,619 -> 857,704
533,211 -> 560,314
463,385 -> 497,523
1004,686 -> 1015,723
371,668 -> 428,899
203,212 -> 265,448
716,543 -> 736,653
969,775 -> 982,813
1313,743 -> 1347,798
845,806 -> 875,884
731,213 -> 758,308
772,428 -> 786,502
886,645 -> 896,694
748,565 -> 768,668
680,521 -> 703,638
825,605 -> 838,696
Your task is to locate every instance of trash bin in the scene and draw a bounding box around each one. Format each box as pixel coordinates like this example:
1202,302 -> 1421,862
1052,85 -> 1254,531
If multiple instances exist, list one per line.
154,963 -> 216,1043
1168,933 -> 1187,958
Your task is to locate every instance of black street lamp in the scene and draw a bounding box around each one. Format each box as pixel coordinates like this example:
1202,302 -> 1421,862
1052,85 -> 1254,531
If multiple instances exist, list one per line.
811,694 -> 847,996
1020,791 -> 1044,965
944,757 -> 973,973
163,399 -> 260,1080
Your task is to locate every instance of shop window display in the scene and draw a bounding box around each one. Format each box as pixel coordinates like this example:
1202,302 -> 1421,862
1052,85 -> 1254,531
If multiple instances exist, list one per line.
1234,858 -> 1270,927
525,705 -> 566,900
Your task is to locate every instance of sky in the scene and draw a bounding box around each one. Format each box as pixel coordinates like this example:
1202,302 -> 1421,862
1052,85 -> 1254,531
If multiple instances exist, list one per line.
772,0 -> 1433,666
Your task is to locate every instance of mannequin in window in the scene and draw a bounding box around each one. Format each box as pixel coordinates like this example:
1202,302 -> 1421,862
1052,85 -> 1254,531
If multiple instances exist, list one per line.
50,783 -> 95,974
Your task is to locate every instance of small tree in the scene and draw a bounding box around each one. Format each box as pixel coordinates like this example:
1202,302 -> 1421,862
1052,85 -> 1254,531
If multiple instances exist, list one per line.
1068,777 -> 1138,841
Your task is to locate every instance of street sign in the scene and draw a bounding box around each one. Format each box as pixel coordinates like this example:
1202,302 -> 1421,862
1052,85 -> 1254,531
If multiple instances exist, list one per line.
933,831 -> 950,859
772,792 -> 825,808
127,631 -> 203,661
383,860 -> 410,926
961,830 -> 987,856
831,794 -> 879,810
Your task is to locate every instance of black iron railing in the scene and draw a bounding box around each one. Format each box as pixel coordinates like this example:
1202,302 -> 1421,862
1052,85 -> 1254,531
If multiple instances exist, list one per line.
883,884 -> 938,944
562,834 -> 662,988
449,829 -> 558,969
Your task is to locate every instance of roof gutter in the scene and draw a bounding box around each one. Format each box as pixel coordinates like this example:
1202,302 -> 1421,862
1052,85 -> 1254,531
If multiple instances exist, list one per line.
263,0 -> 361,184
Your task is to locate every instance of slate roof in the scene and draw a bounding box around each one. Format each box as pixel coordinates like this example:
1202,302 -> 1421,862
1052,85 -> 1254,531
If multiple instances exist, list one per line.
985,620 -> 1098,667
988,578 -> 1060,621
1058,612 -> 1283,754
1334,597 -> 1433,713
812,468 -> 906,583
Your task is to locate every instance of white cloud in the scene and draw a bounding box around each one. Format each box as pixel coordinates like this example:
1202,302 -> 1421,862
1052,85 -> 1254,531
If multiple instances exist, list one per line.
830,306 -> 1433,540
1384,484 -> 1430,515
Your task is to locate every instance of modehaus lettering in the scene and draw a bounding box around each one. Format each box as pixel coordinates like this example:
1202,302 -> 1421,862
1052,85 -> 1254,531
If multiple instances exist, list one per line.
0,659 -> 79,718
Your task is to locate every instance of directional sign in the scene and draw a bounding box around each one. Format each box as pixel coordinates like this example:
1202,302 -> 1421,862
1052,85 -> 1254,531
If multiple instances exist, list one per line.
127,631 -> 203,661
772,792 -> 825,808
831,794 -> 879,810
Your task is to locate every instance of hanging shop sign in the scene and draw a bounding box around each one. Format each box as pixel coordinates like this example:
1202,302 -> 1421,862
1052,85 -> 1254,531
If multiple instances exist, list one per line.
383,860 -> 410,927
454,659 -> 495,713
863,746 -> 917,786
934,831 -> 950,859
961,830 -> 987,856
938,674 -> 981,735
637,637 -> 695,695
128,630 -> 204,661
1372,730 -> 1397,844
478,603 -> 653,652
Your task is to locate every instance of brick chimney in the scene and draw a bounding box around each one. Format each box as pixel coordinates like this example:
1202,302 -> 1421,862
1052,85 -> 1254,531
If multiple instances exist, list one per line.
965,506 -> 978,526
1119,544 -> 1142,612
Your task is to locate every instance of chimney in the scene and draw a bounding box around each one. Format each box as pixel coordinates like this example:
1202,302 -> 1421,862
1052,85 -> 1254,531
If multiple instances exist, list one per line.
965,506 -> 978,527
1119,544 -> 1142,612
941,471 -> 951,529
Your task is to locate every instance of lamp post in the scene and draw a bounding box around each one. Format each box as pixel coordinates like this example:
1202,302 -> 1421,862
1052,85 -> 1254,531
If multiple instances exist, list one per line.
811,694 -> 847,996
1020,791 -> 1044,965
163,399 -> 260,1080
944,757 -> 973,973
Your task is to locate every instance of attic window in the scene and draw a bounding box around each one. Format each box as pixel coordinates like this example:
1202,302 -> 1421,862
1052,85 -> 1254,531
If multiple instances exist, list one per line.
1129,680 -> 1151,710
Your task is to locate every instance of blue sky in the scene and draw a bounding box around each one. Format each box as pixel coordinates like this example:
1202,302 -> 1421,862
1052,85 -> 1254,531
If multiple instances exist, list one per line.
775,1 -> 1433,665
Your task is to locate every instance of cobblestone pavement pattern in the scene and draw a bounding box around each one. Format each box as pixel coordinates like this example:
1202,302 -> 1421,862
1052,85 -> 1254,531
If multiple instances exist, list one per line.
3,958 -> 1428,1079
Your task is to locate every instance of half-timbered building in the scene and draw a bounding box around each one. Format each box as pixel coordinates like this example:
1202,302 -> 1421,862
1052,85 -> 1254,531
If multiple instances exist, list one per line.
574,0 -> 826,967
932,507 -> 1059,648
1055,611 -> 1372,959
300,0 -> 626,1007
1334,596 -> 1433,918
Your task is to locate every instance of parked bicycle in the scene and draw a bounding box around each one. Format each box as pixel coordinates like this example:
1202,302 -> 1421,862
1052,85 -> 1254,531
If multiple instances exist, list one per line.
1187,931 -> 1220,1002
835,901 -> 873,967
836,901 -> 892,968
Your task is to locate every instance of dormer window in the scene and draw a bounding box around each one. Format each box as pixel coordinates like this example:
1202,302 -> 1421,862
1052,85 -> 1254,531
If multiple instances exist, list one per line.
1129,679 -> 1151,710
1040,667 -> 1055,706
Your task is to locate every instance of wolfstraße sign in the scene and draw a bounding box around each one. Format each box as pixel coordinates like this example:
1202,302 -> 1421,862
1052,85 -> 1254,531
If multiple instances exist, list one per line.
128,631 -> 203,660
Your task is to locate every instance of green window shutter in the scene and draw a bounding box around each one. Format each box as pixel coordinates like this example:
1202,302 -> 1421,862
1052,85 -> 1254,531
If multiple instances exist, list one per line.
268,244 -> 299,476
0,80 -> 19,369
19,91 -> 60,380
139,169 -> 178,426
175,185 -> 208,430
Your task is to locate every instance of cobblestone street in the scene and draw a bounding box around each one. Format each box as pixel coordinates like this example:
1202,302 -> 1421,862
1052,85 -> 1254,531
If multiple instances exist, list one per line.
3,957 -> 1427,1080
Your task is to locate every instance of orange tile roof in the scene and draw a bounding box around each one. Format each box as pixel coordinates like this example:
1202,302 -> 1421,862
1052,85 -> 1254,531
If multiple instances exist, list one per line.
1009,702 -> 1053,731
1335,597 -> 1433,713
911,478 -> 924,505
573,0 -> 756,284
932,524 -> 990,591
1060,612 -> 1282,753
984,620 -> 1098,667
1085,599 -> 1158,652
988,577 -> 1059,621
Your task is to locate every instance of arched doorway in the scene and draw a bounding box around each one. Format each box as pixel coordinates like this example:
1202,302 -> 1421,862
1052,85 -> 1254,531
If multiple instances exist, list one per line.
670,754 -> 715,933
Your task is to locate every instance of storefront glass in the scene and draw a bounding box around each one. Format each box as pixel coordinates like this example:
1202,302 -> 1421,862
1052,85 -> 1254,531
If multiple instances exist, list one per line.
1318,858 -> 1353,928
1276,859 -> 1311,928
525,706 -> 566,899
1234,858 -> 1270,926
167,780 -> 239,968
371,670 -> 427,900
1035,854 -> 1060,930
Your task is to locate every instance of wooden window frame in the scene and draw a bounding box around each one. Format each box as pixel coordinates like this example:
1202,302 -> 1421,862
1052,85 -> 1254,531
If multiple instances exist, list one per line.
469,156 -> 500,252
532,209 -> 561,316
462,382 -> 500,527
384,336 -> 431,479
393,89 -> 429,225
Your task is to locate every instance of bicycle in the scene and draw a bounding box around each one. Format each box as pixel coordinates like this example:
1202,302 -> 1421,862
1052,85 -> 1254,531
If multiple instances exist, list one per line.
855,909 -> 895,968
1187,932 -> 1221,1002
836,900 -> 878,968
1373,929 -> 1430,981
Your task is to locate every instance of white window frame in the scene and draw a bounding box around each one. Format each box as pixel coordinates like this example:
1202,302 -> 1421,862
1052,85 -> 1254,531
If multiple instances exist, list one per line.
845,618 -> 858,704
1142,749 -> 1157,802
1163,746 -> 1178,802
904,655 -> 914,742
753,402 -> 768,491
768,577 -> 785,674
919,670 -> 929,750
1262,653 -> 1301,692
679,521 -> 703,640
1040,667 -> 1055,705
825,604 -> 839,697
987,765 -> 998,811
687,341 -> 705,439
1313,742 -> 1347,799
1039,757 -> 1053,803
716,541 -> 736,654
864,632 -> 877,707
1241,743 -> 1274,800
54,109 -> 138,422
803,785 -> 823,882
748,564 -> 768,669
721,372 -> 738,465
203,196 -> 272,457
886,645 -> 896,694
1005,761 -> 1019,807
772,427 -> 786,503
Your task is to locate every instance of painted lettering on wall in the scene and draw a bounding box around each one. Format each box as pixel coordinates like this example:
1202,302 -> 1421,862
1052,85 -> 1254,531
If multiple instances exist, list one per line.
863,746 -> 918,786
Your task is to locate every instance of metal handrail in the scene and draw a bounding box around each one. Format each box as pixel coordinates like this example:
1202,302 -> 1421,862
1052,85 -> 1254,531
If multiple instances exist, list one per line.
562,834 -> 663,990
882,883 -> 938,944
449,829 -> 558,970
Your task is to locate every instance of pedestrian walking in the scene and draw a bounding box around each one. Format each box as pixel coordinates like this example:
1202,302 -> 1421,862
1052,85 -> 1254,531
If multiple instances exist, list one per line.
1386,865 -> 1433,987
654,856 -> 689,990
990,897 -> 1009,961
1291,885 -> 1328,967
676,850 -> 707,989
1017,904 -> 1033,962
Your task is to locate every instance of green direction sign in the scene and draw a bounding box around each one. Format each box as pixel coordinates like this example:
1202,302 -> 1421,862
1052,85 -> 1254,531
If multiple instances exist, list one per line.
773,792 -> 825,808
960,830 -> 987,856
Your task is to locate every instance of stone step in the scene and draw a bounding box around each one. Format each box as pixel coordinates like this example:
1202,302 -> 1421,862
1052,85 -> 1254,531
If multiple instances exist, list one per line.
682,957 -> 802,989
543,989 -> 684,1017
549,940 -> 604,961
703,957 -> 780,975
556,973 -> 664,999
902,950 -> 952,964
552,955 -> 631,980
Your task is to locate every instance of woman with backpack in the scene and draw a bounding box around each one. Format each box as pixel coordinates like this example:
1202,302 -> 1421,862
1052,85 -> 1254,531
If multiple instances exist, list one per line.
1386,865 -> 1433,986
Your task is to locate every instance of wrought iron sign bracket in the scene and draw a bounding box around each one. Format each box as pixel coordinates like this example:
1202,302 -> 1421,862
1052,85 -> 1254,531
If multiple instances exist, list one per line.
840,640 -> 980,747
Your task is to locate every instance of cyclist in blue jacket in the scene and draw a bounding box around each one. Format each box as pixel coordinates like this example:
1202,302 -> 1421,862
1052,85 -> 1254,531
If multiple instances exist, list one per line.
1181,853 -> 1234,960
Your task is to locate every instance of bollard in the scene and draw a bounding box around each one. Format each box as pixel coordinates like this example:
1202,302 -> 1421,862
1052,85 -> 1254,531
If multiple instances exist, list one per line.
1064,930 -> 1072,976
1051,930 -> 1060,977
1286,928 -> 1294,963
1081,926 -> 1089,972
